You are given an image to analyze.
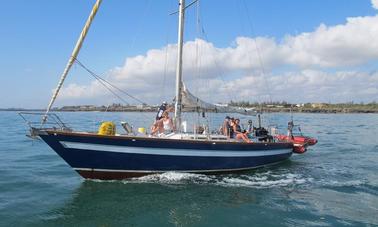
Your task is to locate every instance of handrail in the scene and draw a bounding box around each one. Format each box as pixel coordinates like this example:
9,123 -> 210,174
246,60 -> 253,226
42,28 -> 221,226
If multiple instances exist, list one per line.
19,112 -> 71,131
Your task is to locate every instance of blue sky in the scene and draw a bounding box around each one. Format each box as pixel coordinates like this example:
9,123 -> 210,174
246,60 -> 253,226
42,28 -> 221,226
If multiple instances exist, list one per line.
0,0 -> 377,108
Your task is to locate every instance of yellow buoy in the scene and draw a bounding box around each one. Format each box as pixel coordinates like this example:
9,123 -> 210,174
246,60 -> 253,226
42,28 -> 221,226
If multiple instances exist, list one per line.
98,122 -> 116,136
137,127 -> 146,134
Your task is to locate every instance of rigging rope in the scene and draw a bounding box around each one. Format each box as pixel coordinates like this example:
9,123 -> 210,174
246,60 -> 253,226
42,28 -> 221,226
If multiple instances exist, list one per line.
195,0 -> 202,126
241,0 -> 273,104
74,58 -> 147,105
74,58 -> 155,122
239,0 -> 274,127
161,0 -> 175,102
200,27 -> 236,103
42,0 -> 102,124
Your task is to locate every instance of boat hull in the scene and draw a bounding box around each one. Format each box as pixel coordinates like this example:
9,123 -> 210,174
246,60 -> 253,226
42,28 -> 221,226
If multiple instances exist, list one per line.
39,131 -> 293,180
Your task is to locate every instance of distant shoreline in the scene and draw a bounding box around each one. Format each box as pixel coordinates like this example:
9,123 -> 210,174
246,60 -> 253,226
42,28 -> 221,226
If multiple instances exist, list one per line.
2,104 -> 378,114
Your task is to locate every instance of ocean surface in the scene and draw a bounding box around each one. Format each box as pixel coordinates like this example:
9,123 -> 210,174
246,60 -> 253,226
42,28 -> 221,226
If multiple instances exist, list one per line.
0,111 -> 377,226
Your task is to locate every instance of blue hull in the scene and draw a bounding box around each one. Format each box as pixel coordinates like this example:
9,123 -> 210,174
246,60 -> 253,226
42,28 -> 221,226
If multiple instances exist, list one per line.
39,131 -> 293,180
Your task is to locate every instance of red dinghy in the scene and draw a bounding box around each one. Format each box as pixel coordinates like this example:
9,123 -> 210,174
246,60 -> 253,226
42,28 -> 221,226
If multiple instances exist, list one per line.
273,120 -> 318,154
275,134 -> 318,146
274,134 -> 317,154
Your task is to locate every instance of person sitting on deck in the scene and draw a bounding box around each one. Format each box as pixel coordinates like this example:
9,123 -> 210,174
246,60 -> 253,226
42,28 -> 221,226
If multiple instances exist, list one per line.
151,101 -> 173,134
231,118 -> 252,143
162,112 -> 174,134
151,112 -> 175,135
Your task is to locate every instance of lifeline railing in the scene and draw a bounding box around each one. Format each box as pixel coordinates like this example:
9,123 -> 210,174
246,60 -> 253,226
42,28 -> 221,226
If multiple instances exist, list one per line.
19,112 -> 71,138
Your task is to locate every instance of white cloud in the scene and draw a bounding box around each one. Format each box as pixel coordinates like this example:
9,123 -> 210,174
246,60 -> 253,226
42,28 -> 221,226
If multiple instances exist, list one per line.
282,15 -> 378,67
372,0 -> 378,10
58,13 -> 378,105
192,70 -> 378,103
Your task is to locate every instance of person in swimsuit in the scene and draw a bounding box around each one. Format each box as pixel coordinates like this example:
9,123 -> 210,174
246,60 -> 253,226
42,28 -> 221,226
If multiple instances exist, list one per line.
162,112 -> 174,133
232,118 -> 252,143
151,112 -> 174,135
151,101 -> 173,134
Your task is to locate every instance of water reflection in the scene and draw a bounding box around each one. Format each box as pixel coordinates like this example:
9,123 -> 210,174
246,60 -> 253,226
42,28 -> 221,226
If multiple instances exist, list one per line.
39,178 -> 264,226
37,162 -> 314,227
289,188 -> 378,225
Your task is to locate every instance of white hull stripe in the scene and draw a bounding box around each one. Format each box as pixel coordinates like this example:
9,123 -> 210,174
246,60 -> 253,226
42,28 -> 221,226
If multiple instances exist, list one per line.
60,141 -> 291,157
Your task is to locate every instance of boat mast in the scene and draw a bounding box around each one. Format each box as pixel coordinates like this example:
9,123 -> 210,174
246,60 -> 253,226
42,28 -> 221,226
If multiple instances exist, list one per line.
42,0 -> 102,123
174,0 -> 185,131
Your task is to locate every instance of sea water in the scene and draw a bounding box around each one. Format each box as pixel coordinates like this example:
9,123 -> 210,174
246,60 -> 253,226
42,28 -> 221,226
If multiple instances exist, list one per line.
0,111 -> 377,226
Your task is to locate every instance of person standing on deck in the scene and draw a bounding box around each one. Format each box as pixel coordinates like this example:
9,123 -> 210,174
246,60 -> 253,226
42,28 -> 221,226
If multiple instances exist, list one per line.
155,101 -> 173,121
221,116 -> 231,137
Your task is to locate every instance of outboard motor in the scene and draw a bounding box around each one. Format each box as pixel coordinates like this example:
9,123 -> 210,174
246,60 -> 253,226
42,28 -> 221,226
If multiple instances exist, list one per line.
255,127 -> 268,137
255,127 -> 273,142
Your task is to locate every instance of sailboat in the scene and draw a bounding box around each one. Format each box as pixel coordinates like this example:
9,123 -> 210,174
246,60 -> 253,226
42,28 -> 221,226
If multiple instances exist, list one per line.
22,0 -> 301,180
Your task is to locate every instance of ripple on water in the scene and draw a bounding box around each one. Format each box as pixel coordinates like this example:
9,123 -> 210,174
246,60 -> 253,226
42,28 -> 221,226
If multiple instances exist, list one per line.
289,188 -> 378,225
1,112 -> 378,226
89,171 -> 312,189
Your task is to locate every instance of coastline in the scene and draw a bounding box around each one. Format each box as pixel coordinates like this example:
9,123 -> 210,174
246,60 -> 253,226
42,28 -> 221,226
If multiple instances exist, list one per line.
2,105 -> 378,114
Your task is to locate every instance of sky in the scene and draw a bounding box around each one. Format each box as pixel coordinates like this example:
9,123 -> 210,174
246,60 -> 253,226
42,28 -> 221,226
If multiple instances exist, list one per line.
1,0 -> 378,108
